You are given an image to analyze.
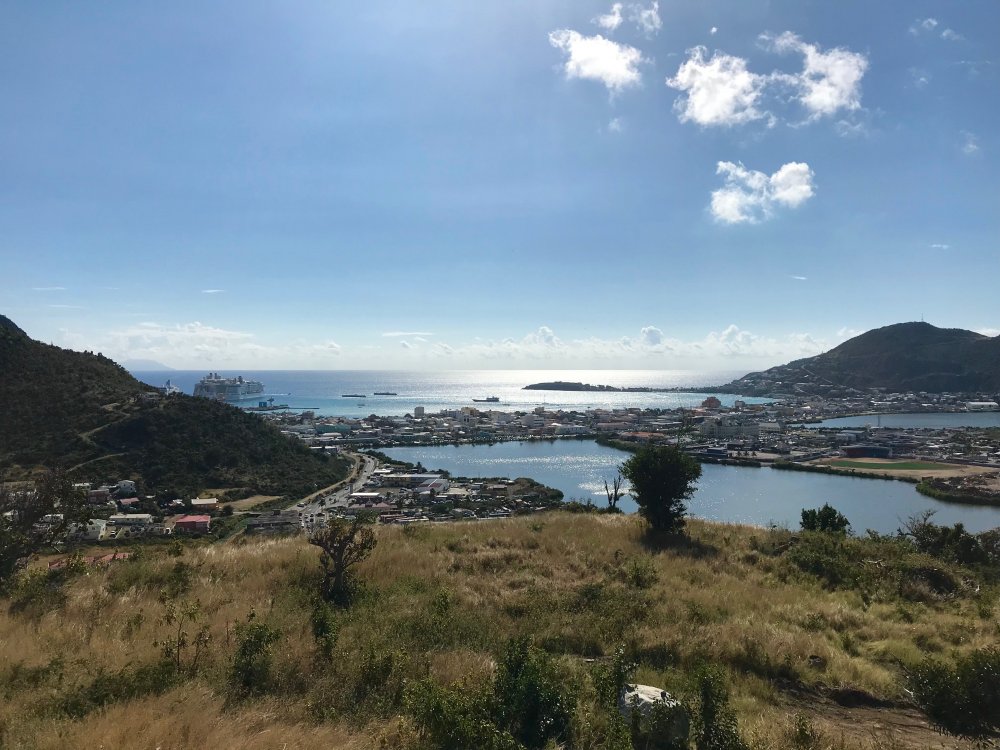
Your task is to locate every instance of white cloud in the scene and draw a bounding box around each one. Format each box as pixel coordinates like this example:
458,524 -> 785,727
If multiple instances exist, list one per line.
47,304 -> 85,309
930,243 -> 951,250
32,286 -> 66,291
629,1 -> 661,36
593,2 -> 623,31
382,331 -> 434,337
767,32 -> 868,119
977,327 -> 1000,338
710,161 -> 815,224
790,275 -> 808,281
399,340 -> 412,350
201,289 -> 225,294
909,17 -> 938,35
940,28 -> 963,41
666,47 -> 768,126
710,27 -> 718,35
549,29 -> 645,93
608,116 -> 624,132
641,325 -> 664,346
961,131 -> 980,155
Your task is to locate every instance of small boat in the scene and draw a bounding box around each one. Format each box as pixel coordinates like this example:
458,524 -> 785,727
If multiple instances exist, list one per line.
472,396 -> 500,403
373,391 -> 397,396
342,394 -> 366,398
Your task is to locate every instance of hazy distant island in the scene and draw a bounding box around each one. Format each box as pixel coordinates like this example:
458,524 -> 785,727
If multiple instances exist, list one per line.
523,381 -> 690,393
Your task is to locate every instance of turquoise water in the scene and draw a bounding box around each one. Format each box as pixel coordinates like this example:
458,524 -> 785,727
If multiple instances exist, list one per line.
807,412 -> 1000,429
384,440 -> 1000,534
131,369 -> 765,417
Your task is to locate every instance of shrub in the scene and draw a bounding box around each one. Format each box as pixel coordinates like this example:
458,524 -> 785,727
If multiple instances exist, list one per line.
492,637 -> 576,749
909,646 -> 1000,737
692,665 -> 747,750
404,679 -> 519,750
230,612 -> 281,696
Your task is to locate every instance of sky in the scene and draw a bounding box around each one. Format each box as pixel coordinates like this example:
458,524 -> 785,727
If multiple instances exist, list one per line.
1,1 -> 997,371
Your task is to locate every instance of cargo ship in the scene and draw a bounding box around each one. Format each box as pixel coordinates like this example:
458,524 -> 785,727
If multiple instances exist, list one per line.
373,391 -> 397,396
193,373 -> 265,402
472,396 -> 500,403
342,394 -> 366,398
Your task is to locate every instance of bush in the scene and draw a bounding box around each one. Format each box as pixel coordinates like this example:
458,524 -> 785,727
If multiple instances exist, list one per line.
230,613 -> 281,696
692,665 -> 747,750
909,646 -> 1000,737
404,680 -> 519,750
493,637 -> 576,749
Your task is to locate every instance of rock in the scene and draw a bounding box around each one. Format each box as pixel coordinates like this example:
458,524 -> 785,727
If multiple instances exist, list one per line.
619,683 -> 689,745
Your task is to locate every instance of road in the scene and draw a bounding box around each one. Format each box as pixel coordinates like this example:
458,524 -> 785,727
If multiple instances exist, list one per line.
291,452 -> 379,533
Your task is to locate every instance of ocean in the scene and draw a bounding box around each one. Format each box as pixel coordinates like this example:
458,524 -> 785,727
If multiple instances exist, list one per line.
131,369 -> 765,417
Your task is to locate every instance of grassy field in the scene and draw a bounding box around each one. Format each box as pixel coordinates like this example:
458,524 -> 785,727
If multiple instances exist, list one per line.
1,513 -> 997,749
826,461 -> 953,471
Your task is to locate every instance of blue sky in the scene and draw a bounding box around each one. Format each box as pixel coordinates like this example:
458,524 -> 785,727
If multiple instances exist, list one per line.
1,0 -> 997,370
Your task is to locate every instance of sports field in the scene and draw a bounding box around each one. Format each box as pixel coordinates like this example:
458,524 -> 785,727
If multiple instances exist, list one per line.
828,460 -> 952,471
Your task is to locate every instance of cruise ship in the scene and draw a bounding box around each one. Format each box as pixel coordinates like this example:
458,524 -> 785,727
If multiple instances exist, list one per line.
193,373 -> 265,402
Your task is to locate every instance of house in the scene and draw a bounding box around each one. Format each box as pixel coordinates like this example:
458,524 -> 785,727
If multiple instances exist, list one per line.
174,514 -> 211,533
108,513 -> 154,526
70,518 -> 108,541
190,497 -> 219,511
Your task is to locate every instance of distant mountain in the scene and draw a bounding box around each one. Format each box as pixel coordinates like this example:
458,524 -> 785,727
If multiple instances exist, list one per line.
121,358 -> 175,371
723,322 -> 1000,396
0,314 -> 347,495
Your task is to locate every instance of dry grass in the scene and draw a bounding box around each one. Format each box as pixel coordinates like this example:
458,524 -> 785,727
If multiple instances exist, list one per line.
0,514 -> 992,749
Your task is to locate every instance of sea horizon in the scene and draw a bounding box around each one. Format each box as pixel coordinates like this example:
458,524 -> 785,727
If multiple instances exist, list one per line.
130,368 -> 762,418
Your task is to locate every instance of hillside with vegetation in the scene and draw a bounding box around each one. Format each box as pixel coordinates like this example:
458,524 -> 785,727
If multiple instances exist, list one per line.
722,322 -> 1000,395
0,314 -> 348,495
2,511 -> 998,749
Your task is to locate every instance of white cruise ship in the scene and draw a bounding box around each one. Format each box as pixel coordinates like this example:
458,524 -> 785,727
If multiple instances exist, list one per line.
193,373 -> 265,402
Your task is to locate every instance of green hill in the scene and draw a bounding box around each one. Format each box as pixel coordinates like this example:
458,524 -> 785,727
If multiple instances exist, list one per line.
725,322 -> 1000,395
0,315 -> 348,495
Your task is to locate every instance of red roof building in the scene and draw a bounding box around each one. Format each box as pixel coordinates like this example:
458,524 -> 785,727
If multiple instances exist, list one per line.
174,514 -> 212,533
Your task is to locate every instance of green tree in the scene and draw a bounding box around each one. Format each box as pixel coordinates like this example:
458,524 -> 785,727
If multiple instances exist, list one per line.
620,446 -> 701,534
1,472 -> 90,586
310,517 -> 377,605
800,504 -> 851,535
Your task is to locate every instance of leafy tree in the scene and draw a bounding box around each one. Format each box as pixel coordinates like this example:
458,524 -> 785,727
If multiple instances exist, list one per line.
310,517 -> 377,605
230,610 -> 281,696
620,446 -> 702,534
0,472 -> 90,586
800,504 -> 851,535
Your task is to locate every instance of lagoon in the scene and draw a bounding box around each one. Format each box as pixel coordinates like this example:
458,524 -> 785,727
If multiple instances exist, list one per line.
384,439 -> 1000,534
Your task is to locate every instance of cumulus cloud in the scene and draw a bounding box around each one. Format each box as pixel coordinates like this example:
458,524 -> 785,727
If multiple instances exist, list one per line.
641,325 -> 665,346
666,47 -> 768,126
710,161 -> 815,224
710,27 -> 718,35
608,116 -> 624,132
940,28 -> 963,41
629,1 -> 661,36
593,2 -> 623,31
766,32 -> 868,119
977,328 -> 1000,338
549,29 -> 645,92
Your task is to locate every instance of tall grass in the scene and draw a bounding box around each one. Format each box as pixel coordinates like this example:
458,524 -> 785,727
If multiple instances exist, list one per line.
0,514 -> 994,748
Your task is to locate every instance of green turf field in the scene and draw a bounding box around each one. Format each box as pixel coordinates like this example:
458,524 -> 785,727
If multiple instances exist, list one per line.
827,460 -> 953,471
